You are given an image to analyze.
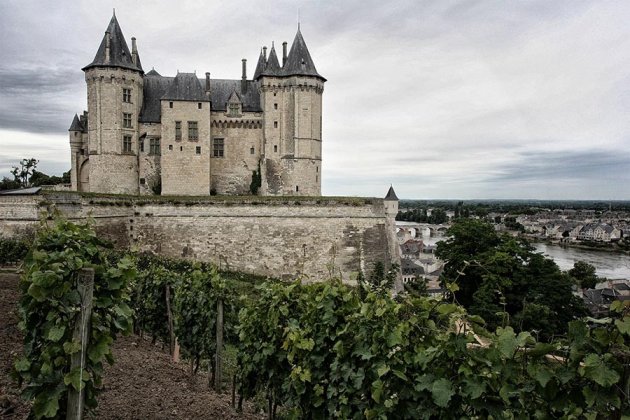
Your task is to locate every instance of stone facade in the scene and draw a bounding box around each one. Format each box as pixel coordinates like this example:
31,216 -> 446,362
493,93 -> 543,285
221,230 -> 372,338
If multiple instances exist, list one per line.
0,192 -> 400,288
69,14 -> 325,197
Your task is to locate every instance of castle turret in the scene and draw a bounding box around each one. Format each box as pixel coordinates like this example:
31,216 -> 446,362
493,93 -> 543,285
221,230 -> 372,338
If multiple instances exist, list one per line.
68,114 -> 87,191
81,12 -> 144,194
384,185 -> 399,216
258,27 -> 325,196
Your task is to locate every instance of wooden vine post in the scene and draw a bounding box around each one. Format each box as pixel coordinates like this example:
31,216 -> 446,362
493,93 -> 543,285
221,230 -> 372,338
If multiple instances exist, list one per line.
215,297 -> 224,392
66,268 -> 94,420
165,284 -> 175,357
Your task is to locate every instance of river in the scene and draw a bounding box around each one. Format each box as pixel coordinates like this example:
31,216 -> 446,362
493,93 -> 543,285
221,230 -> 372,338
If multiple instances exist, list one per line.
398,222 -> 630,280
533,243 -> 630,280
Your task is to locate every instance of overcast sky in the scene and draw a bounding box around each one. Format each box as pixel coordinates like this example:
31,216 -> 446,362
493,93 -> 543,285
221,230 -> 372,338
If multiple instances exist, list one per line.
1,0 -> 629,199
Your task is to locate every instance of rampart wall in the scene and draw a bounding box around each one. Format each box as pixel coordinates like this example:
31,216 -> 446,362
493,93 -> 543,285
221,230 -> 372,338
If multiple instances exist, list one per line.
0,192 -> 400,286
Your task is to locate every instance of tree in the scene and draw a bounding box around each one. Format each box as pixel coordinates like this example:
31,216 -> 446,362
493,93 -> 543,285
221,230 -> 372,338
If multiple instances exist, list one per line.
437,219 -> 588,338
10,158 -> 38,187
568,261 -> 598,289
0,176 -> 20,191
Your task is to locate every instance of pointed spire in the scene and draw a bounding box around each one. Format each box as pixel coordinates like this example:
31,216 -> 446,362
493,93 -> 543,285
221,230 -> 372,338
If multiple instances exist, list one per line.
261,44 -> 281,76
253,48 -> 266,80
82,13 -> 143,73
68,114 -> 84,132
384,186 -> 399,201
282,27 -> 325,80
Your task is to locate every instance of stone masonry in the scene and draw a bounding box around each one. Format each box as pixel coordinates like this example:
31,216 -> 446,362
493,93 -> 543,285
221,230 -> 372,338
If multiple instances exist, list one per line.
0,192 -> 401,288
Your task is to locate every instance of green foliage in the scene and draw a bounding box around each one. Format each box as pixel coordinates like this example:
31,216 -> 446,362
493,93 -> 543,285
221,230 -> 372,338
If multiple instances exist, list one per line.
249,161 -> 262,195
0,237 -> 30,264
174,265 -> 227,371
569,260 -> 599,289
14,217 -> 134,418
237,280 -> 630,418
437,218 -> 588,338
29,170 -> 68,187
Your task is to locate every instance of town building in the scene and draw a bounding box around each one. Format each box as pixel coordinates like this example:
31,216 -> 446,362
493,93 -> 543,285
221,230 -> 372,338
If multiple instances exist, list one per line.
69,13 -> 325,196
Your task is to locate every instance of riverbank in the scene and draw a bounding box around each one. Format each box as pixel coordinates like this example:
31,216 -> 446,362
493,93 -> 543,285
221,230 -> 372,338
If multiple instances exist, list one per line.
524,236 -> 630,256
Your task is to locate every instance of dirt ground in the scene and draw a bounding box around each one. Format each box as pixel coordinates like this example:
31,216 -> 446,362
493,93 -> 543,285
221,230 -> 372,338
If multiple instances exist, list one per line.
0,271 -> 263,419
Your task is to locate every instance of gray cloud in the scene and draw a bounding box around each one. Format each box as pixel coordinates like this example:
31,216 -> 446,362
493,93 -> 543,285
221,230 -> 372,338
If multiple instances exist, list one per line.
0,0 -> 628,199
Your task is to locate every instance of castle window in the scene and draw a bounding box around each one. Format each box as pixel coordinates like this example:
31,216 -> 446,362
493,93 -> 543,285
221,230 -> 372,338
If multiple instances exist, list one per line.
122,135 -> 132,153
196,146 -> 201,155
123,88 -> 132,103
123,113 -> 133,128
169,144 -> 173,151
213,138 -> 224,158
175,121 -> 182,141
198,103 -> 202,109
188,121 -> 198,141
316,175 -> 318,182
274,145 -> 278,153
274,121 -> 278,128
140,178 -> 146,185
169,102 -> 173,108
250,147 -> 255,155
228,103 -> 240,117
149,138 -> 160,155
296,185 -> 299,192
274,103 -> 278,110
139,138 -> 144,152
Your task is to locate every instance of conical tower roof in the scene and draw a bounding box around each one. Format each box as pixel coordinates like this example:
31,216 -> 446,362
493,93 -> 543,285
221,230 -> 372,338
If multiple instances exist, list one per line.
261,44 -> 281,76
282,27 -> 325,81
384,186 -> 399,201
68,114 -> 84,132
82,13 -> 143,73
253,49 -> 266,80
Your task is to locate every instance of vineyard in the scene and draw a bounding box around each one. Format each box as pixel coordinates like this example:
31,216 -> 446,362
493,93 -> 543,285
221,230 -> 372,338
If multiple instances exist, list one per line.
2,216 -> 630,418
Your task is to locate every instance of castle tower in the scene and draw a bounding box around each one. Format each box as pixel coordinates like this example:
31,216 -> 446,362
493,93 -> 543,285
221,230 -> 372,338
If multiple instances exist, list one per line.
257,27 -> 325,196
80,13 -> 144,194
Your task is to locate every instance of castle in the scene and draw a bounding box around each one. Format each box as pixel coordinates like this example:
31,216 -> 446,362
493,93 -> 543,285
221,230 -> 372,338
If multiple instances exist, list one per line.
68,13 -> 325,196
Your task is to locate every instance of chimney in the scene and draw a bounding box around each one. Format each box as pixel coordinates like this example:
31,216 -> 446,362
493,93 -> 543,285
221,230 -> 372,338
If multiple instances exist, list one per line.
241,59 -> 247,94
282,42 -> 287,67
205,72 -> 211,98
105,31 -> 111,62
263,46 -> 267,61
131,37 -> 138,65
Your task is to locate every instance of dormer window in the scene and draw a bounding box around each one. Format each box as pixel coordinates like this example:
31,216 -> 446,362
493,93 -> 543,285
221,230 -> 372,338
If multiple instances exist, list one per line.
228,103 -> 241,117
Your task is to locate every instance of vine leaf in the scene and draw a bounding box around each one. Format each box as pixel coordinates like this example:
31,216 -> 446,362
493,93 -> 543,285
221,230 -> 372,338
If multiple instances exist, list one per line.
615,318 -> 630,336
47,325 -> 65,342
579,354 -> 620,387
431,378 -> 454,408
64,367 -> 89,391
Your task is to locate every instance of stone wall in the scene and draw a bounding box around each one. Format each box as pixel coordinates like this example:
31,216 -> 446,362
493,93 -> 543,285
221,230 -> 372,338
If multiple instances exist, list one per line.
160,100 -> 212,195
0,192 -> 400,286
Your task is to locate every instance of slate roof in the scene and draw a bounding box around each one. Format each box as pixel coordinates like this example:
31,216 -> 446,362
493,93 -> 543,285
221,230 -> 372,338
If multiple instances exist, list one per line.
161,73 -> 209,102
281,27 -> 325,80
139,73 -> 172,123
68,114 -> 85,132
211,79 -> 261,112
82,14 -> 143,73
139,74 -> 262,123
252,50 -> 266,80
261,45 -> 282,76
0,187 -> 42,195
384,186 -> 399,201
